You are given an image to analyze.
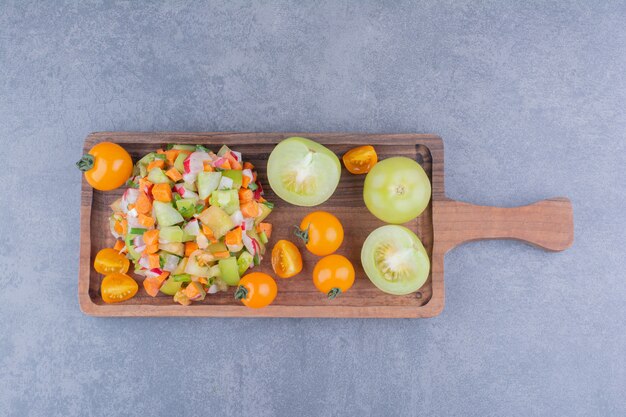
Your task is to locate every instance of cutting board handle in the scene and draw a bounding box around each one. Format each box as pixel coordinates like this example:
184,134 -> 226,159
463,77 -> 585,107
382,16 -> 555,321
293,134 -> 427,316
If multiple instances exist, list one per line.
435,197 -> 574,253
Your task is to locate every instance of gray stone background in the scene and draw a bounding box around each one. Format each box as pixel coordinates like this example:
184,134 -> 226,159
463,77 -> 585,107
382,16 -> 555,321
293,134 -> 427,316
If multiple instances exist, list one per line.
1,1 -> 624,416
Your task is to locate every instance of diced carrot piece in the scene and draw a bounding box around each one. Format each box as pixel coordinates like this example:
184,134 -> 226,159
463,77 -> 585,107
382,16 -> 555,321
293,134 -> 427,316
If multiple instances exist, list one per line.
138,214 -> 155,228
198,277 -> 208,285
114,220 -> 123,235
256,223 -> 272,239
127,203 -> 135,211
203,161 -> 214,172
241,201 -> 260,218
165,168 -> 183,182
243,162 -> 254,170
135,192 -> 152,214
145,243 -> 159,254
225,227 -> 242,246
121,219 -> 128,235
225,153 -> 242,170
152,183 -> 172,202
183,281 -> 203,299
257,196 -> 266,203
143,229 -> 160,245
149,253 -> 160,269
164,149 -> 181,165
238,188 -> 253,203
202,224 -> 214,238
156,149 -> 165,154
185,242 -> 198,257
147,159 -> 165,171
213,251 -> 230,259
241,175 -> 251,188
113,239 -> 125,252
138,178 -> 153,194
143,272 -> 169,297
220,160 -> 231,170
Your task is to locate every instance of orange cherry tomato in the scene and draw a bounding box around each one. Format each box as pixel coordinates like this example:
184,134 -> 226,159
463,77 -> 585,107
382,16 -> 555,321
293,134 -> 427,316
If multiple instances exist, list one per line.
77,142 -> 133,191
312,254 -> 355,300
271,240 -> 303,278
101,273 -> 139,303
94,248 -> 130,275
296,211 -> 344,256
234,272 -> 277,308
342,145 -> 378,174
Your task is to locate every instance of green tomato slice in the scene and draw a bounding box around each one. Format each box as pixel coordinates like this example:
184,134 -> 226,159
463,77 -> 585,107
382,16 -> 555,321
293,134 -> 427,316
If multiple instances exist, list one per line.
361,225 -> 430,295
267,137 -> 341,206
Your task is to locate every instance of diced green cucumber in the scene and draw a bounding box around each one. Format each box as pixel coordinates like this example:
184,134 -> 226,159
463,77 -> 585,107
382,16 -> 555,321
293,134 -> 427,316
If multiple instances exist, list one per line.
209,189 -> 239,215
125,234 -> 141,261
217,145 -> 231,157
159,226 -> 184,242
153,201 -> 184,226
208,242 -> 228,254
158,242 -> 185,257
222,170 -> 242,189
174,152 -> 187,173
197,205 -> 235,239
147,168 -> 172,185
237,251 -> 254,276
160,278 -> 183,295
184,252 -> 212,277
175,198 -> 196,219
172,273 -> 192,283
259,231 -> 268,245
197,171 -> 222,200
171,144 -> 196,151
218,257 -> 240,286
254,203 -> 273,225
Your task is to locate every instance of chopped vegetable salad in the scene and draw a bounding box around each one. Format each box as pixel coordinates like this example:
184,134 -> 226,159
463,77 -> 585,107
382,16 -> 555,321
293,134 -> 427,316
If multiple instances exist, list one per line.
109,144 -> 273,305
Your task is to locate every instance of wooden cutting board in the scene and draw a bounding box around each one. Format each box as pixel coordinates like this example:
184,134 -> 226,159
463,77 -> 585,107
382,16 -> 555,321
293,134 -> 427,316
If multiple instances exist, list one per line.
79,132 -> 574,318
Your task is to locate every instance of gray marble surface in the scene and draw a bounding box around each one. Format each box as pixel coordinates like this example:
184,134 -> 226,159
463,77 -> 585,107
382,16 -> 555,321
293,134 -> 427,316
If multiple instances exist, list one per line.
1,1 -> 624,416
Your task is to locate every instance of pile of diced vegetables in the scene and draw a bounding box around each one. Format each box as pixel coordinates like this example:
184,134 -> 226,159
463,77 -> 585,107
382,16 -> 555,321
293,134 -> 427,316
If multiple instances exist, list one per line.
109,144 -> 273,306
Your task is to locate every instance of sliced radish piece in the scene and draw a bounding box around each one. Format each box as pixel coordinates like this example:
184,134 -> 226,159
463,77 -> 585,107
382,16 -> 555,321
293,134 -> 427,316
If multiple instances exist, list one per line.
231,151 -> 242,162
230,210 -> 244,227
207,284 -> 219,294
138,256 -> 151,269
242,169 -> 254,184
218,176 -> 233,190
162,254 -> 180,272
196,232 -> 209,249
173,184 -> 200,200
133,235 -> 145,247
183,151 -> 210,183
183,219 -> 200,236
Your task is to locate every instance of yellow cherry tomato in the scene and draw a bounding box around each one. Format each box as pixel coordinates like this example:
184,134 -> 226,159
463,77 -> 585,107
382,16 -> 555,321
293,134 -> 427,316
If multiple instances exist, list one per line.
342,145 -> 378,174
101,273 -> 138,303
94,248 -> 130,275
77,142 -> 133,191
271,240 -> 303,278
234,272 -> 278,308
312,254 -> 355,300
296,211 -> 344,256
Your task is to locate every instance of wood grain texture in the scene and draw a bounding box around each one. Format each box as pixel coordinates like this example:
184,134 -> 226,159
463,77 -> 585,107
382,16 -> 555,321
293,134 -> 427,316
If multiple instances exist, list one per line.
78,132 -> 573,318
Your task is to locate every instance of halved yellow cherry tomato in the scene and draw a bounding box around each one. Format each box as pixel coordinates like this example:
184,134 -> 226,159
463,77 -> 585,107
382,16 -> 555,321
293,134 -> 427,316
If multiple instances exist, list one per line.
313,254 -> 355,300
234,272 -> 277,308
94,248 -> 130,275
77,142 -> 133,191
271,240 -> 303,278
296,211 -> 344,256
101,273 -> 138,303
342,145 -> 377,174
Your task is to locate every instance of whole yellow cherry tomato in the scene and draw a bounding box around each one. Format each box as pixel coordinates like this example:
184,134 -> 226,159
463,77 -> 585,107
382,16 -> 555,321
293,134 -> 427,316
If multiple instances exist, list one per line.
271,240 -> 303,278
234,272 -> 277,309
342,145 -> 378,174
77,142 -> 133,191
296,211 -> 344,256
312,254 -> 355,300
94,248 -> 130,275
101,273 -> 138,303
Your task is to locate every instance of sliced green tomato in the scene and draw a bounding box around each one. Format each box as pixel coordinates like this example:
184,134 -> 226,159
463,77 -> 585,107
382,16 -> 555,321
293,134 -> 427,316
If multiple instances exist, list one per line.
147,168 -> 172,185
173,257 -> 188,275
184,250 -> 212,277
209,189 -> 239,215
175,199 -> 196,219
218,257 -> 240,285
160,278 -> 183,295
217,145 -> 231,157
159,226 -> 184,242
158,242 -> 185,257
197,206 -> 235,239
361,225 -> 430,295
197,171 -> 221,200
208,242 -> 228,254
254,203 -> 272,226
174,153 -> 187,173
267,137 -> 341,206
246,229 -> 266,256
153,201 -> 184,226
